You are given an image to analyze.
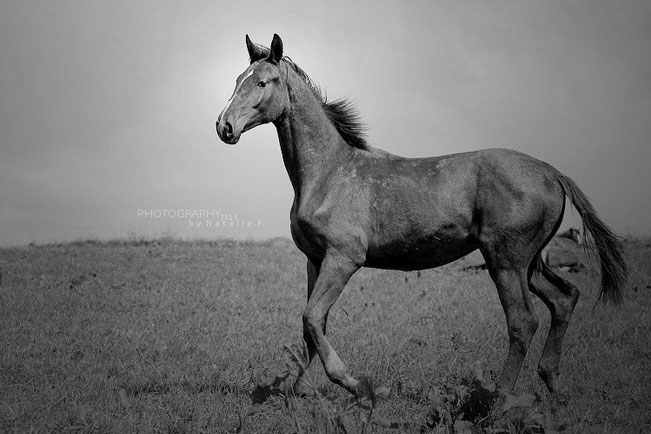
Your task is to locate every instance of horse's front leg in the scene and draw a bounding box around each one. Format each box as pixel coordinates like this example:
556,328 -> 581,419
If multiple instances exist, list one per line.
301,253 -> 361,395
293,259 -> 322,395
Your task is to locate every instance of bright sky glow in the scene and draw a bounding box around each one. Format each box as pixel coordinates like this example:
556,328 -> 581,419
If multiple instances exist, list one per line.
1,0 -> 649,245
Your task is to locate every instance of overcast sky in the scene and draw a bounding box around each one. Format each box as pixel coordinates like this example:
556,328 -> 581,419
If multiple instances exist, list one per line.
1,0 -> 649,246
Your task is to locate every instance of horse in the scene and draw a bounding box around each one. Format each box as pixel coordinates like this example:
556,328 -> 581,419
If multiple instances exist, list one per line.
216,34 -> 628,399
544,238 -> 586,273
556,227 -> 582,245
541,228 -> 584,272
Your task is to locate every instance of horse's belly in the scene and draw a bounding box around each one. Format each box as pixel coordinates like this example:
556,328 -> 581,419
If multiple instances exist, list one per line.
364,235 -> 478,271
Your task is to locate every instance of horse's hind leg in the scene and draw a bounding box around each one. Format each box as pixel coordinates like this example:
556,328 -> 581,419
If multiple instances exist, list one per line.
484,261 -> 540,393
528,258 -> 580,395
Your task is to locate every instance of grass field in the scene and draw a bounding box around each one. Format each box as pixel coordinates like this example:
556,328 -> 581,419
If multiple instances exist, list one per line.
1,237 -> 649,432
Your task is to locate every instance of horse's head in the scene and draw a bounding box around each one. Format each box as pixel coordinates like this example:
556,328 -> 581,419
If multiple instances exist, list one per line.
216,34 -> 289,144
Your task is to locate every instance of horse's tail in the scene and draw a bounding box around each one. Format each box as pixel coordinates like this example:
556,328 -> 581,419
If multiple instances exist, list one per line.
555,173 -> 628,305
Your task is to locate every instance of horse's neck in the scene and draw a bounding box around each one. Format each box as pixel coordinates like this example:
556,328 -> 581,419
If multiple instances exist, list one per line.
273,71 -> 349,197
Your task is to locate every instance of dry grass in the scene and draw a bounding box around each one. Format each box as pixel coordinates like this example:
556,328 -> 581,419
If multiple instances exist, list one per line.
0,236 -> 649,432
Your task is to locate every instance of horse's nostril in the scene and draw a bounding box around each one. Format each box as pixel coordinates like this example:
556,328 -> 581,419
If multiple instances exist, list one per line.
224,122 -> 234,138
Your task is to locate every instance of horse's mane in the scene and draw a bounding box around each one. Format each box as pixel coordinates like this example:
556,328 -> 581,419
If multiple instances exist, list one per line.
251,46 -> 368,150
282,56 -> 369,150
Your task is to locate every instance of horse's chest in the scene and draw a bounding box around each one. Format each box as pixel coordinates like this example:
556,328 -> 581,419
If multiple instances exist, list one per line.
289,208 -> 328,259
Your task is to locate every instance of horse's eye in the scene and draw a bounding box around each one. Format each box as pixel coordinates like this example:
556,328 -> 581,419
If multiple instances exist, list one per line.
257,81 -> 266,87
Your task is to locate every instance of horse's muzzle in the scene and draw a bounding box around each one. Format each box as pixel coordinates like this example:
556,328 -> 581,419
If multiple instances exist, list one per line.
216,120 -> 240,145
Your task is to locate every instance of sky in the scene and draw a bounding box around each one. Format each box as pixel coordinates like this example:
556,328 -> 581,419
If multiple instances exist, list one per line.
0,0 -> 650,246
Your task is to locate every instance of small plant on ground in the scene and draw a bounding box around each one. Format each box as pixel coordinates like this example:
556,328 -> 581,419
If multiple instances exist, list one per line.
423,368 -> 567,433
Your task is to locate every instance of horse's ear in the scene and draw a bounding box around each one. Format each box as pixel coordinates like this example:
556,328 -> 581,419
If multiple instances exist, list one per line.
268,34 -> 283,64
246,34 -> 268,63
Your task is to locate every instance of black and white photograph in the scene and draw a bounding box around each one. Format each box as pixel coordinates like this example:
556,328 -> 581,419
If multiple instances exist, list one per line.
1,1 -> 649,432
